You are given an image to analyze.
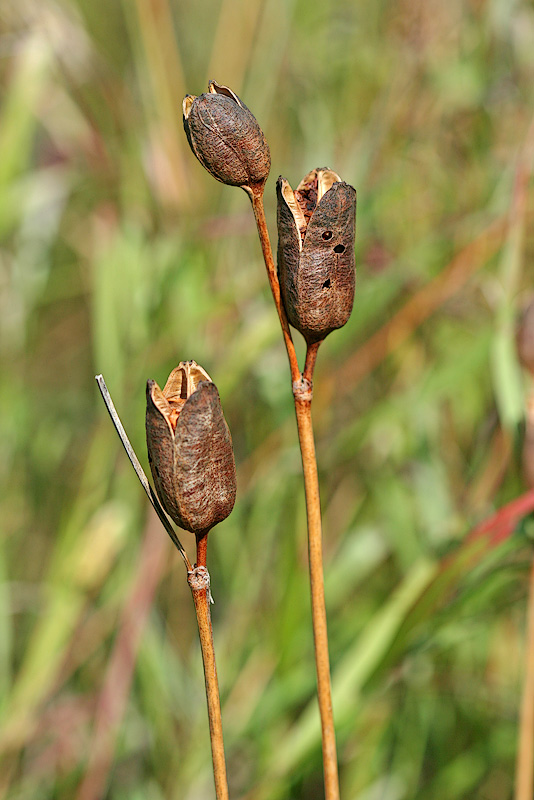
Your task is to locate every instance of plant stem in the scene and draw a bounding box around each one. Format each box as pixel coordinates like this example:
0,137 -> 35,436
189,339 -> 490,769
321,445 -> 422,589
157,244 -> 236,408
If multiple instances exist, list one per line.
247,188 -> 340,798
294,383 -> 340,800
516,555 -> 534,800
188,535 -> 229,800
303,340 -> 322,384
248,186 -> 300,383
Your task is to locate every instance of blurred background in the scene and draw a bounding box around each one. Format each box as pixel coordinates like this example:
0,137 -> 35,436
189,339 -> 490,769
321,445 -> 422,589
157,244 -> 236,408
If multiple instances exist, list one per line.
1,0 -> 534,797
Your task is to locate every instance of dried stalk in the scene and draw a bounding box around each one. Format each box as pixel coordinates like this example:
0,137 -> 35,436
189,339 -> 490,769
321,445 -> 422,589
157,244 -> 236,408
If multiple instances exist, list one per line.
294,378 -> 339,800
189,535 -> 229,800
248,187 -> 300,384
516,556 -> 534,800
247,191 -> 340,800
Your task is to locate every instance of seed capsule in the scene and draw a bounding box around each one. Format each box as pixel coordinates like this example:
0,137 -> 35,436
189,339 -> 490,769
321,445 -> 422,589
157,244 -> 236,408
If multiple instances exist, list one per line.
277,167 -> 356,344
146,361 -> 236,535
183,81 -> 271,191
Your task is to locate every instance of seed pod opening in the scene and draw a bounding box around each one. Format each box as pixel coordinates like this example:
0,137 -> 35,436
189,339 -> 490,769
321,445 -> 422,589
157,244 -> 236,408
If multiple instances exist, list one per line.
146,361 -> 237,534
183,80 -> 271,190
277,167 -> 356,344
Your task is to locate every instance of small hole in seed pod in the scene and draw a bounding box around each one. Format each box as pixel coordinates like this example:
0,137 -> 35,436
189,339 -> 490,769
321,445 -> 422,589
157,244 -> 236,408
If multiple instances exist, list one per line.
322,279 -> 331,289
333,244 -> 345,253
322,231 -> 333,240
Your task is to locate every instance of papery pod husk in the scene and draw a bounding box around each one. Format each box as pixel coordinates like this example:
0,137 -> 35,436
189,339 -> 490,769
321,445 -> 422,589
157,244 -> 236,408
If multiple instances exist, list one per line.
146,380 -> 237,534
183,81 -> 271,189
277,177 -> 357,344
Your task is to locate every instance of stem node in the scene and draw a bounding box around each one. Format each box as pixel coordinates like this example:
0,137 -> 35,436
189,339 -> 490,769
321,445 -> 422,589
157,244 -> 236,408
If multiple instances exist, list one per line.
293,377 -> 313,403
188,565 -> 214,604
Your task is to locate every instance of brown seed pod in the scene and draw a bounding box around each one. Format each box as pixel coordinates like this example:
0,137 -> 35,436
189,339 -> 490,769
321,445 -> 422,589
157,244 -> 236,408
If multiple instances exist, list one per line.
277,167 -> 357,344
183,81 -> 271,191
146,361 -> 237,535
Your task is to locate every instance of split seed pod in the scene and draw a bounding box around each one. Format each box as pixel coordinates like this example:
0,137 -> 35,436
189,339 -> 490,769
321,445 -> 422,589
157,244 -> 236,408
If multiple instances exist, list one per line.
146,361 -> 236,535
277,167 -> 356,344
183,81 -> 271,191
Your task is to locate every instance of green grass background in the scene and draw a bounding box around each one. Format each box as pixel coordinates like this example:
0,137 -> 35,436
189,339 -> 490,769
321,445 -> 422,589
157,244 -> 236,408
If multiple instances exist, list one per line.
1,0 -> 534,797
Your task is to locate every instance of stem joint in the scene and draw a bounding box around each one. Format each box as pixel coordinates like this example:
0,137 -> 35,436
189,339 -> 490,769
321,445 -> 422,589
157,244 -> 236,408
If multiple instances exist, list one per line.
188,565 -> 213,604
293,376 -> 313,403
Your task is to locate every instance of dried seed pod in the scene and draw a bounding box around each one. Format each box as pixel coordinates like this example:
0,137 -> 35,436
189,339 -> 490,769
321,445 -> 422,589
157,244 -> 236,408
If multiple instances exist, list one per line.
146,361 -> 237,535
183,81 -> 271,191
277,167 -> 356,344
517,298 -> 534,375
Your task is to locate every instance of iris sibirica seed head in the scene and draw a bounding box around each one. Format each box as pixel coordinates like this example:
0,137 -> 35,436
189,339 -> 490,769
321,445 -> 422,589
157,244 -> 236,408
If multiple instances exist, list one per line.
183,81 -> 271,192
277,167 -> 356,344
146,361 -> 236,535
